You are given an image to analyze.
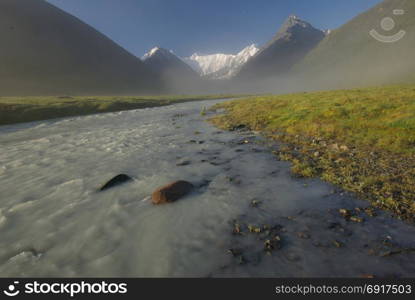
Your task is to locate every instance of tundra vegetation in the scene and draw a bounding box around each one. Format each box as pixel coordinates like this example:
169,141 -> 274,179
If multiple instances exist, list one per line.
210,85 -> 415,222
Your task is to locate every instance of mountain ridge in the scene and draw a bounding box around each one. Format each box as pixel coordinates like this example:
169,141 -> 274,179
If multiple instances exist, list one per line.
184,44 -> 259,79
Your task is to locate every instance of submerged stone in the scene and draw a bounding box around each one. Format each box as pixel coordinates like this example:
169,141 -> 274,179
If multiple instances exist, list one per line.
176,160 -> 191,166
99,174 -> 133,191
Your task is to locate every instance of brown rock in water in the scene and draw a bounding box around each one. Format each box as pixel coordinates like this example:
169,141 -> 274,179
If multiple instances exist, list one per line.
152,180 -> 193,204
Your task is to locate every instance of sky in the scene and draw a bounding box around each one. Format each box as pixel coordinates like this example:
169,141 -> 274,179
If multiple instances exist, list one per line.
46,0 -> 382,58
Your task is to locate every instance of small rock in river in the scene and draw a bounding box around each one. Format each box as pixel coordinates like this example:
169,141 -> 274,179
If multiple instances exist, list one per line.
237,139 -> 250,145
227,248 -> 243,257
99,174 -> 133,191
264,235 -> 282,252
248,224 -> 262,233
176,160 -> 191,166
350,216 -> 364,223
364,207 -> 377,217
232,222 -> 243,235
152,180 -> 194,205
339,208 -> 352,218
327,222 -> 342,230
250,199 -> 262,208
297,232 -> 311,239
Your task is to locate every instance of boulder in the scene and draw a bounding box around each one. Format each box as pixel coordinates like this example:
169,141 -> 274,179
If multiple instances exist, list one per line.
152,180 -> 193,204
99,174 -> 133,191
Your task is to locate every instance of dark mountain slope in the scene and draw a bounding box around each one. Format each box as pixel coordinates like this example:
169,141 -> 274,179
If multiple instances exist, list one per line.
143,47 -> 205,93
0,0 -> 161,96
235,15 -> 325,81
143,47 -> 199,80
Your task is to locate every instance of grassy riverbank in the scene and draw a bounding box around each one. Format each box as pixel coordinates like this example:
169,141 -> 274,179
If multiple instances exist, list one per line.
0,94 -> 240,126
210,85 -> 415,222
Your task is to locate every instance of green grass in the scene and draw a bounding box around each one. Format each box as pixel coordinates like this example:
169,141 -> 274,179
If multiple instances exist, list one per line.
210,85 -> 415,222
0,94 -> 240,126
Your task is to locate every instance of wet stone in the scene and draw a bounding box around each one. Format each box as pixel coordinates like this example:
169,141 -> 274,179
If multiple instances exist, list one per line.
99,174 -> 133,191
176,160 -> 191,166
250,199 -> 262,208
152,180 -> 194,205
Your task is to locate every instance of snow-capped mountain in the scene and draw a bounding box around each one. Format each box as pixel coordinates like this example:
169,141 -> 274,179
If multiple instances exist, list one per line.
184,44 -> 259,79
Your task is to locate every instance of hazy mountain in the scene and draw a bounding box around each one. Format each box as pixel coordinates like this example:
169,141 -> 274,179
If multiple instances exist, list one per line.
143,47 -> 200,79
235,15 -> 325,81
184,44 -> 259,79
142,47 -> 204,93
0,0 -> 161,96
289,0 -> 415,90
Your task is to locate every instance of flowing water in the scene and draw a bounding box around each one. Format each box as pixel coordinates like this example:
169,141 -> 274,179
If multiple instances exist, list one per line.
0,99 -> 414,277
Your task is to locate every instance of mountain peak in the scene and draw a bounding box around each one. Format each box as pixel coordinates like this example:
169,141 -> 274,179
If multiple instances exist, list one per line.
142,47 -> 174,60
271,15 -> 323,42
288,14 -> 299,21
281,14 -> 311,30
235,14 -> 325,81
237,44 -> 259,56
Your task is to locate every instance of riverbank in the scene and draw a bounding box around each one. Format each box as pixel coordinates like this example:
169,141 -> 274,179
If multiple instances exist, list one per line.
209,85 -> 415,223
0,94 -> 241,126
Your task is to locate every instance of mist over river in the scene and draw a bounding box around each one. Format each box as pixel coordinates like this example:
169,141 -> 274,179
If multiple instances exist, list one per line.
0,99 -> 414,277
